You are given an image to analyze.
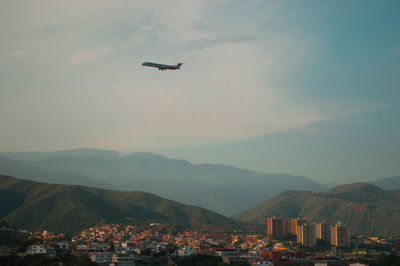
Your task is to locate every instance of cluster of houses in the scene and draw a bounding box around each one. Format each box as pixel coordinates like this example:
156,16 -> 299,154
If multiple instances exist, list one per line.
23,224 -> 373,265
4,222 -> 397,265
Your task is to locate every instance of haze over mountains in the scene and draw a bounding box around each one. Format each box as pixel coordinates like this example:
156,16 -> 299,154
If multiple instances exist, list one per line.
235,183 -> 400,237
0,148 -> 119,161
3,175 -> 400,238
1,148 -> 399,217
0,148 -> 327,216
0,156 -> 112,190
0,176 -> 238,235
371,176 -> 400,190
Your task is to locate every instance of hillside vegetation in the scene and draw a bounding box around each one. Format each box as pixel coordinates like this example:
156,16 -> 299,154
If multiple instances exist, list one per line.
0,176 -> 238,235
235,183 -> 400,237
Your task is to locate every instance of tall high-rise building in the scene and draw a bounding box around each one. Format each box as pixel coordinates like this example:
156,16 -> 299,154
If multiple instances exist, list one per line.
290,218 -> 306,235
283,218 -> 291,235
297,223 -> 316,247
316,221 -> 330,242
330,222 -> 350,247
267,217 -> 291,236
267,217 -> 283,235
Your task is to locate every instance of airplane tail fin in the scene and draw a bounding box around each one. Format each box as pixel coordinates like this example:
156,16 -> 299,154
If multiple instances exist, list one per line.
177,63 -> 185,68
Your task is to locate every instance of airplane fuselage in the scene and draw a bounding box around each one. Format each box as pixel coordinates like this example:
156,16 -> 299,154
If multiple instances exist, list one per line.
142,62 -> 183,71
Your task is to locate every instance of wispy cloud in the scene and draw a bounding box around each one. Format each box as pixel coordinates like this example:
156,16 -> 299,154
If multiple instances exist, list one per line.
69,48 -> 113,64
13,50 -> 26,57
39,24 -> 68,34
183,35 -> 256,51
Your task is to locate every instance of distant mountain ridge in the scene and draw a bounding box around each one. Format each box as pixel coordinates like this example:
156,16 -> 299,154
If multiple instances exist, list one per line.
371,176 -> 400,190
0,156 -> 113,189
235,183 -> 400,237
0,148 -> 120,161
0,149 -> 326,216
0,176 -> 238,235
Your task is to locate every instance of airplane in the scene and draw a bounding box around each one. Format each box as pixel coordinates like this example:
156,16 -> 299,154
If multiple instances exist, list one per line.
142,62 -> 184,71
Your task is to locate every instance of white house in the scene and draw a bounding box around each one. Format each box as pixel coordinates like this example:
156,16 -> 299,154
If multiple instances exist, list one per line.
89,252 -> 111,264
58,240 -> 71,250
110,253 -> 135,266
177,247 -> 197,257
26,244 -> 56,256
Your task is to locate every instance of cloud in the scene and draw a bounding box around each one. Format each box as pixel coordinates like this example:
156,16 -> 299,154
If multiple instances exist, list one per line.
0,1 -> 393,152
69,48 -> 113,64
13,50 -> 26,57
183,35 -> 256,51
5,2 -> 332,149
97,19 -> 141,42
130,33 -> 148,45
39,24 -> 68,34
395,45 -> 400,55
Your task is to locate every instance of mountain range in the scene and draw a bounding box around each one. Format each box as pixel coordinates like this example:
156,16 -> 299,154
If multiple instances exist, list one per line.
1,148 -> 399,217
0,148 -> 119,161
0,156 -> 112,189
0,175 -> 238,235
371,176 -> 400,190
235,183 -> 400,237
0,148 -> 326,216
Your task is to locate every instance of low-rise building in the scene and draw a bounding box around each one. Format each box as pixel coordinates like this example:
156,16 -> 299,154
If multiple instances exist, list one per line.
110,253 -> 135,266
215,248 -> 245,263
26,244 -> 56,256
177,247 -> 197,257
90,252 -> 111,264
250,258 -> 274,266
58,240 -> 72,250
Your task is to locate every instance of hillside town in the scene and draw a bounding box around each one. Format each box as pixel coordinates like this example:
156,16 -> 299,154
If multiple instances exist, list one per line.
1,218 -> 400,265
